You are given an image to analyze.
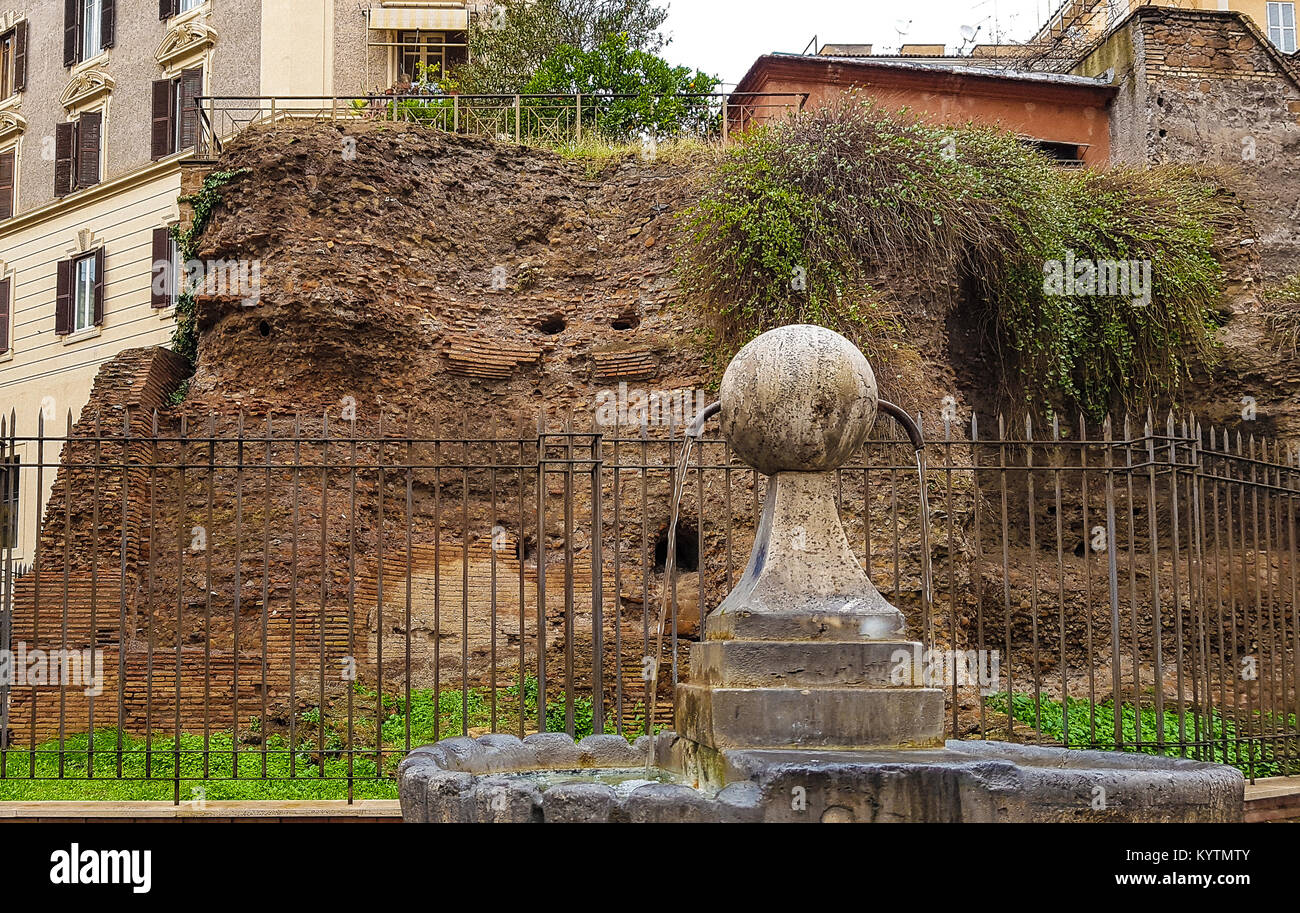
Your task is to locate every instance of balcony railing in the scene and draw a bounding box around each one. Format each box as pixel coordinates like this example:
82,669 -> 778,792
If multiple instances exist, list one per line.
191,92 -> 809,159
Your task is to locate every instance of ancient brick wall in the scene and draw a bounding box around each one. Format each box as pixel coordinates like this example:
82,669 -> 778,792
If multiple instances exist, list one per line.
1081,9 -> 1300,280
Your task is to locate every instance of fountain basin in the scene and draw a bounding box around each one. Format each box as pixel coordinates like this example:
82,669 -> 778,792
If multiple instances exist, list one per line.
398,731 -> 1244,823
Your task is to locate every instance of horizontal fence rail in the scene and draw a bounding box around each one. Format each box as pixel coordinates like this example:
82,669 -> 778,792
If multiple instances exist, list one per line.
0,409 -> 1297,801
191,92 -> 810,158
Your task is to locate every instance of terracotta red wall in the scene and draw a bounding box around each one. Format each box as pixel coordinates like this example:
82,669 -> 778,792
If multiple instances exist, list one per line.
738,59 -> 1114,166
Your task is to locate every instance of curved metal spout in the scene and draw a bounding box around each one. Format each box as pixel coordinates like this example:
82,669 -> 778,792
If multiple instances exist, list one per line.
878,400 -> 924,452
687,400 -> 721,438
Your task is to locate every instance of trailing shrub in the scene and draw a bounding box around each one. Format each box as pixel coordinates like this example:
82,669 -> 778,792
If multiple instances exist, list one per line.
1263,275 -> 1300,354
679,96 -> 1236,417
170,167 -> 251,370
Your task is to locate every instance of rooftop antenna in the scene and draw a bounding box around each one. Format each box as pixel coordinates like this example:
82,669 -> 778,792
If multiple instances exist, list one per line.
958,23 -> 980,53
893,17 -> 912,52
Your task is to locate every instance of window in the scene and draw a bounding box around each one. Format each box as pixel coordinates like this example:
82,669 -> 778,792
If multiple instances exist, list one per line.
54,248 -> 104,336
73,254 -> 95,331
0,275 -> 11,355
81,0 -> 101,62
151,68 -> 203,160
0,456 -> 17,550
396,30 -> 462,84
54,112 -> 101,196
151,226 -> 179,309
0,20 -> 28,99
1269,3 -> 1297,53
0,32 -> 10,99
0,150 -> 13,221
64,0 -> 114,67
160,0 -> 203,19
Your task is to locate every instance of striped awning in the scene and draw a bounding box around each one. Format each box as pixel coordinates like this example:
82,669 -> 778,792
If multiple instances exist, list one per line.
368,5 -> 468,31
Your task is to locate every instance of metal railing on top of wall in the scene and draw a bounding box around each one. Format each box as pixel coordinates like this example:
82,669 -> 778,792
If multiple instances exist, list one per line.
190,92 -> 810,158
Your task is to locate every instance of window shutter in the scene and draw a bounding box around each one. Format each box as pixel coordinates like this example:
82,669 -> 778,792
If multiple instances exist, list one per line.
101,0 -> 116,50
76,111 -> 101,189
63,0 -> 78,67
151,79 -> 174,160
151,227 -> 172,308
92,247 -> 105,326
178,68 -> 204,150
0,151 -> 13,221
54,122 -> 75,196
0,277 -> 10,353
160,0 -> 175,21
13,20 -> 27,92
55,258 -> 72,335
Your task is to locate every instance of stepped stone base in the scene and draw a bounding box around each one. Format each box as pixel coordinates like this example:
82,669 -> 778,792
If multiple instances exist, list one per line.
678,635 -> 944,754
676,682 -> 944,753
690,639 -> 917,688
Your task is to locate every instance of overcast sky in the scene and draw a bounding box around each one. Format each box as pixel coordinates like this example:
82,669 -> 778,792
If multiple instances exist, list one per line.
661,0 -> 1056,86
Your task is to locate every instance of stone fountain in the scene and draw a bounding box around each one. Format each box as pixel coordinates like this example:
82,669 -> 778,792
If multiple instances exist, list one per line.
399,325 -> 1244,823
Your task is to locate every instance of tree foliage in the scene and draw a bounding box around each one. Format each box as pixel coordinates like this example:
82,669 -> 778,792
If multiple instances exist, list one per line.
460,0 -> 670,93
522,34 -> 719,139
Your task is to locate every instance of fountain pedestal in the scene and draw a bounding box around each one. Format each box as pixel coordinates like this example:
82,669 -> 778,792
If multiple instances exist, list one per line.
675,328 -> 942,785
399,325 -> 1244,823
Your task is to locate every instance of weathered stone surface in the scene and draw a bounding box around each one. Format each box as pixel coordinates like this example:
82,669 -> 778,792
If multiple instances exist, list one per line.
472,734 -> 537,772
472,776 -> 544,823
422,770 -> 476,824
720,325 -> 878,476
435,736 -> 488,772
709,471 -> 905,640
675,683 -> 945,751
622,784 -> 718,823
715,742 -> 1245,823
396,732 -> 1244,822
577,734 -> 645,768
542,784 -> 618,823
690,639 -> 920,688
524,732 -> 583,769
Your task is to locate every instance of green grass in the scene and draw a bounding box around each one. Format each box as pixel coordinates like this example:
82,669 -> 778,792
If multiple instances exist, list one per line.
551,133 -> 712,178
0,678 -> 643,801
0,730 -> 397,801
986,691 -> 1298,777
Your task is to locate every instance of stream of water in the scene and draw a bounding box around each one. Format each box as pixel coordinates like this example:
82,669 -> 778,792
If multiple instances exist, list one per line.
915,447 -> 934,647
645,433 -> 696,747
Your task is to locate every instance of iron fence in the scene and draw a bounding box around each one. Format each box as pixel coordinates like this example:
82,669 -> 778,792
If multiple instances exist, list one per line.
0,407 -> 1297,800
191,92 -> 809,159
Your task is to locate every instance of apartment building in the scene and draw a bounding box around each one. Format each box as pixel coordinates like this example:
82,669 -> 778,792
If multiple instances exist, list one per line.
1039,1 -> 1297,54
0,0 -> 480,567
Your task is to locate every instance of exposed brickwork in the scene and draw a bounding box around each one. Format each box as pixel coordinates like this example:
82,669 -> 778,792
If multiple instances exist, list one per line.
1081,8 -> 1300,280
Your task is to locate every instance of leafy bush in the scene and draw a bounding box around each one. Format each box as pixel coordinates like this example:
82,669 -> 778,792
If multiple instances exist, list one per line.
679,96 -> 1236,417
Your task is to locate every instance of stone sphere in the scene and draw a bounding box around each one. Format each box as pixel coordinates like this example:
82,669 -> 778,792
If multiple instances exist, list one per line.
720,325 -> 878,475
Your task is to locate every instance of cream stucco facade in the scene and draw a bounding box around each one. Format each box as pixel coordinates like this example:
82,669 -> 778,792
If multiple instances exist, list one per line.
0,0 -> 478,568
